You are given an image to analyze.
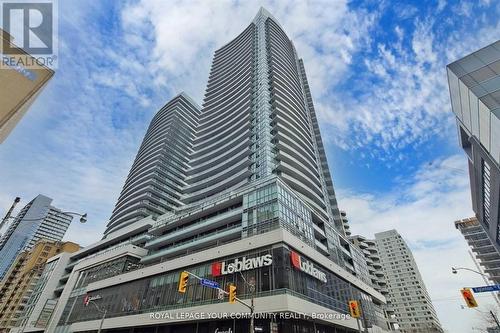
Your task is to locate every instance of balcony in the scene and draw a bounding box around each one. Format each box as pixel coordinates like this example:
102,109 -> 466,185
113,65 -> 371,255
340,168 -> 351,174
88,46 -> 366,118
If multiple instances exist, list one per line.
145,209 -> 241,249
141,225 -> 242,264
315,239 -> 329,255
357,242 -> 368,250
365,239 -> 376,247
476,251 -> 500,260
312,223 -> 327,240
54,284 -> 65,293
344,261 -> 356,275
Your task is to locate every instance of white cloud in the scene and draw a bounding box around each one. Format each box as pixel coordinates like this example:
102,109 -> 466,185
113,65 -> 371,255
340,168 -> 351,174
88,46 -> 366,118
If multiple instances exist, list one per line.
0,0 -> 379,247
0,2 -> 498,331
341,155 -> 471,238
118,0 -> 377,103
318,5 -> 500,161
437,0 -> 447,12
339,154 -> 498,333
453,1 -> 474,17
0,2 -> 152,245
393,3 -> 419,20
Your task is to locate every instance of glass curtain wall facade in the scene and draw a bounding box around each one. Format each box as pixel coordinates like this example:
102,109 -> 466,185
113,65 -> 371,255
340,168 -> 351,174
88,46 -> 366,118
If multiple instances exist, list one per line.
17,257 -> 60,330
447,41 -> 500,252
102,8 -> 359,282
61,245 -> 375,325
51,8 -> 387,333
0,195 -> 73,279
106,8 -> 344,243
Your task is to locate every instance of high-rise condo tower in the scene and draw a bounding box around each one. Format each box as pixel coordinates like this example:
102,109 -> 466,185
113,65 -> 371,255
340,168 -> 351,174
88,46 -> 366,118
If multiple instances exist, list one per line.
46,9 -> 389,333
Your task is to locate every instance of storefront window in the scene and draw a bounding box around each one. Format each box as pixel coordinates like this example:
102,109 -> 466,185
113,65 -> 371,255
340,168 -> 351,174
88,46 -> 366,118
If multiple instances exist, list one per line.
63,245 -> 377,328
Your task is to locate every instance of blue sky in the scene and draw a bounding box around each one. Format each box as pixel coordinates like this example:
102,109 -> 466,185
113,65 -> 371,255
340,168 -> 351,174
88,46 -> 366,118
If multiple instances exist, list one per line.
1,0 -> 500,332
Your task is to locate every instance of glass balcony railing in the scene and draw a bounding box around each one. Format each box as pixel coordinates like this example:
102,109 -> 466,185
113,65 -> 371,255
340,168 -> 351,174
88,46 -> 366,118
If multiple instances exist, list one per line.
142,225 -> 242,263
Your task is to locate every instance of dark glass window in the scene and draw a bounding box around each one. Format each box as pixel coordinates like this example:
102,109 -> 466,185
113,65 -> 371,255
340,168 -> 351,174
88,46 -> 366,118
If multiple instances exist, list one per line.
62,245 -> 377,328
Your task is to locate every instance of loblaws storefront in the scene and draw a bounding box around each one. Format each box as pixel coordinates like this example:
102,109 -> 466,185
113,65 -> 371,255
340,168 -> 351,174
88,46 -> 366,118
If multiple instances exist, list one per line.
62,245 -> 377,333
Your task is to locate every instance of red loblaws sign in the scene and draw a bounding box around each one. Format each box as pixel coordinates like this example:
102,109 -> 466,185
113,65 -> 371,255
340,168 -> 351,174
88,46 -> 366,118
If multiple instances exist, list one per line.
290,250 -> 327,283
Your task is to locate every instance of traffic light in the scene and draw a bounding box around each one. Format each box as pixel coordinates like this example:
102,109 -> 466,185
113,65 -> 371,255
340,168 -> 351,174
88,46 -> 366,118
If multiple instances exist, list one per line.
229,284 -> 237,304
460,288 -> 478,308
178,271 -> 189,293
348,300 -> 361,318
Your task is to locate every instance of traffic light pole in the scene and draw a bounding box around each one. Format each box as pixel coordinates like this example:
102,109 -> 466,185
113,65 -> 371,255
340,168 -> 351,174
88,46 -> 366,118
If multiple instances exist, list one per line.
97,308 -> 108,333
355,318 -> 362,333
84,299 -> 107,333
359,300 -> 369,333
249,288 -> 255,333
238,271 -> 256,333
349,299 -> 364,333
183,271 -> 255,332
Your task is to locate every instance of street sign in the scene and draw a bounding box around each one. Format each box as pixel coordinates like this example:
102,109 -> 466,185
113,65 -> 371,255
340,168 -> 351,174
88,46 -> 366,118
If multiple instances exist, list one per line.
472,284 -> 500,293
200,278 -> 220,289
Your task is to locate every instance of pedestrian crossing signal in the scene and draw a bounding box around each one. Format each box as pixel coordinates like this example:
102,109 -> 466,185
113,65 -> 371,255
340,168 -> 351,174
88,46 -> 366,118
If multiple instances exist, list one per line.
460,288 -> 478,308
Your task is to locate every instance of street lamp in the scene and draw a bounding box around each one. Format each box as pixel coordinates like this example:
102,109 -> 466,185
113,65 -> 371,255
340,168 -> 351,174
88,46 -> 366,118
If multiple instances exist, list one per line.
2,211 -> 87,224
452,267 -> 488,277
0,211 -> 88,248
62,212 -> 88,224
452,266 -> 500,308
